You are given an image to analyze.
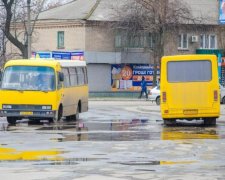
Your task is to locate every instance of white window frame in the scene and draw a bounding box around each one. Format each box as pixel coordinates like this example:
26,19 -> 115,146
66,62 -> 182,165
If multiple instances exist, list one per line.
178,33 -> 188,50
115,34 -> 122,48
200,34 -> 217,49
57,31 -> 65,49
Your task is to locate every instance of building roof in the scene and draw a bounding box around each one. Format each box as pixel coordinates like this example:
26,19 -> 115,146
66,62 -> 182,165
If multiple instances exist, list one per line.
38,0 -> 98,20
183,0 -> 218,25
38,0 -> 218,24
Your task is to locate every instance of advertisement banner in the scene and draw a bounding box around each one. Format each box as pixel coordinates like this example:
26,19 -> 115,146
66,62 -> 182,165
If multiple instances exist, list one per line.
71,51 -> 84,60
219,0 -> 225,24
111,64 -> 160,91
32,52 -> 52,59
33,51 -> 84,60
52,51 -> 71,60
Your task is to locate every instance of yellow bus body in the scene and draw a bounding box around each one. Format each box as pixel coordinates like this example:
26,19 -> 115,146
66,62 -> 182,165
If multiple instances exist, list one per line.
160,55 -> 220,125
0,59 -> 88,123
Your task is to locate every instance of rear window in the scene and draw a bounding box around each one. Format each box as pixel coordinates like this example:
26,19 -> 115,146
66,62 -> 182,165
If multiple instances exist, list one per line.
167,60 -> 212,82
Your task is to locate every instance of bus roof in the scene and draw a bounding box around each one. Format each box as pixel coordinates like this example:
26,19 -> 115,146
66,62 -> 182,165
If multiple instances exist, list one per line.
4,59 -> 86,68
162,54 -> 217,61
57,60 -> 86,67
5,59 -> 60,68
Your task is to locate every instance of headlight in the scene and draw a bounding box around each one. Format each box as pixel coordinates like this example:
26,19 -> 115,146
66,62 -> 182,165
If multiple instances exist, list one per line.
42,105 -> 52,110
3,105 -> 12,109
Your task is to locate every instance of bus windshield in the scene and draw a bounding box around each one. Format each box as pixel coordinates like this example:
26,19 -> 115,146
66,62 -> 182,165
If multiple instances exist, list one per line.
1,66 -> 55,91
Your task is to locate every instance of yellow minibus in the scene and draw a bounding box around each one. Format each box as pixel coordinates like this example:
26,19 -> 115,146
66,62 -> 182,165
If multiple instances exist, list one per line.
160,55 -> 220,126
0,59 -> 88,124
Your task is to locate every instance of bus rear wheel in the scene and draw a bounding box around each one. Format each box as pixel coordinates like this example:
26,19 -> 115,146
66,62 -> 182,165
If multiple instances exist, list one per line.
156,97 -> 160,105
7,117 -> 17,125
204,118 -> 216,126
163,119 -> 176,126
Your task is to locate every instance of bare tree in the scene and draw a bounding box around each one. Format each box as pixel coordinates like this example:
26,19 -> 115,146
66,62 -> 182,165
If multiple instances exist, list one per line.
0,0 -> 46,59
110,0 -> 203,86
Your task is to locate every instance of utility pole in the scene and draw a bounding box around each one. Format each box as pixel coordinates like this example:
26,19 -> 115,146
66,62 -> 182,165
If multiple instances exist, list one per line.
27,0 -> 31,59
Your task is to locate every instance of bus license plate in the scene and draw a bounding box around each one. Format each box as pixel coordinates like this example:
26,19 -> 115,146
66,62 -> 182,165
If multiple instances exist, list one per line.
20,111 -> 33,115
183,109 -> 198,115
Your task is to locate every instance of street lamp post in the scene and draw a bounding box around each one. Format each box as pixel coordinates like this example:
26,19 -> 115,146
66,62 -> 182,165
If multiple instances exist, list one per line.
27,0 -> 31,59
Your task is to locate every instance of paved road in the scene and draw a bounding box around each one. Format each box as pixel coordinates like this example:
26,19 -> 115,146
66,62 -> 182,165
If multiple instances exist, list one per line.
0,101 -> 225,180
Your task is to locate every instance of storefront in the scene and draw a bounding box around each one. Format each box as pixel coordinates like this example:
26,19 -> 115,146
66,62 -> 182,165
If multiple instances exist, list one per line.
111,64 -> 160,91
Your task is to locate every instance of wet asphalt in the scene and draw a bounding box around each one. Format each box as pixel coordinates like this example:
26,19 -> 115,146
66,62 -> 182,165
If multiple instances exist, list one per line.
0,101 -> 225,180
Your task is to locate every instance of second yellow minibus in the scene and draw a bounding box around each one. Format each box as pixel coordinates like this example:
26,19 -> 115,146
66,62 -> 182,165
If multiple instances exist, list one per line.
160,55 -> 220,126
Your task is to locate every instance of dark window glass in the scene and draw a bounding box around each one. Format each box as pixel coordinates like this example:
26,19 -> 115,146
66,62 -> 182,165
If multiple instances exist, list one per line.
69,67 -> 78,86
167,60 -> 212,82
62,68 -> 70,87
76,67 -> 84,85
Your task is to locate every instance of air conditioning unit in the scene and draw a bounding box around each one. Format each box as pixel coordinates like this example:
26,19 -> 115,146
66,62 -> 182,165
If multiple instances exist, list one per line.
191,36 -> 198,42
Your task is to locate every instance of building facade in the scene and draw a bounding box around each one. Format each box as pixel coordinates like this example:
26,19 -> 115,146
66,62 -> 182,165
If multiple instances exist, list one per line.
6,0 -> 223,92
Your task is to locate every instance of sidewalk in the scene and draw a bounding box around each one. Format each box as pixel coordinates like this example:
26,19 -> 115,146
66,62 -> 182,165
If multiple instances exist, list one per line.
89,97 -> 161,112
89,97 -> 156,102
88,98 -> 225,115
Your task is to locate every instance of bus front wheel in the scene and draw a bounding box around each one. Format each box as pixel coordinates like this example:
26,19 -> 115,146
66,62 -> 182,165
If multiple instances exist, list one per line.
50,106 -> 62,123
7,117 -> 17,125
67,105 -> 79,121
204,118 -> 216,126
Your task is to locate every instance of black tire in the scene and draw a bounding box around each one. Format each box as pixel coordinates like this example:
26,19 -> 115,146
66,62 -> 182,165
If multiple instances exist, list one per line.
49,106 -> 63,123
73,105 -> 80,120
163,119 -> 176,126
204,118 -> 216,126
7,117 -> 17,124
222,97 -> 225,104
156,97 -> 160,105
75,105 -> 79,120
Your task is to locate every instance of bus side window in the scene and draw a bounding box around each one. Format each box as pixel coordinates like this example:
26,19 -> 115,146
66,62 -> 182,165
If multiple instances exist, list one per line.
62,68 -> 70,87
69,67 -> 78,87
58,72 -> 63,89
83,67 -> 88,84
77,67 -> 85,85
0,70 -> 2,82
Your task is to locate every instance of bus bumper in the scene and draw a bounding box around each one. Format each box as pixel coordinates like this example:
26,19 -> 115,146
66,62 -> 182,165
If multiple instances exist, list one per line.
0,110 -> 56,118
161,108 -> 220,119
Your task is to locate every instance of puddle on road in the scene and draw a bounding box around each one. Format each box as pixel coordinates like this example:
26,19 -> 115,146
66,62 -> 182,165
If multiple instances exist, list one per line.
0,119 -> 223,141
0,146 -> 63,161
162,126 -> 219,140
112,160 -> 196,166
0,146 -> 109,164
35,157 -> 109,166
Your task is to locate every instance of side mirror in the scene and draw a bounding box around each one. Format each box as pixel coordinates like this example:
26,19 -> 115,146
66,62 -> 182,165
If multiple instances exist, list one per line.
59,72 -> 64,82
